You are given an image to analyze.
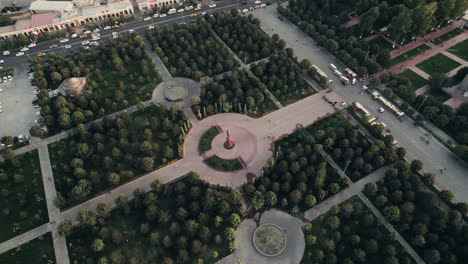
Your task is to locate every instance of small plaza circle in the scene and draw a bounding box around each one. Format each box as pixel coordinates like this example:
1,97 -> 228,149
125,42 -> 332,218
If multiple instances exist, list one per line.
164,85 -> 188,101
253,224 -> 287,257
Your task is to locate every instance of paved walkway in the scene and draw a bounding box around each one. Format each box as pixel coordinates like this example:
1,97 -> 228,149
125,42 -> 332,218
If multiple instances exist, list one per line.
37,144 -> 70,264
143,38 -> 172,80
0,223 -> 50,254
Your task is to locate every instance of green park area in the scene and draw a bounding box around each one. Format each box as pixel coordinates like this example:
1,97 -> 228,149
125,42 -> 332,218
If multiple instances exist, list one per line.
30,34 -> 162,136
49,105 -> 188,208
384,44 -> 431,69
416,53 -> 461,77
397,69 -> 428,90
65,173 -> 243,264
432,28 -> 464,45
199,127 -> 220,153
0,232 -> 55,264
204,155 -> 243,171
367,36 -> 396,51
301,196 -> 415,264
447,39 -> 468,61
0,150 -> 48,243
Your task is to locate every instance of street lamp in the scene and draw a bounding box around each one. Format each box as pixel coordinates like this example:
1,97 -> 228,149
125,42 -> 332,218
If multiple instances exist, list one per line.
416,94 -> 429,113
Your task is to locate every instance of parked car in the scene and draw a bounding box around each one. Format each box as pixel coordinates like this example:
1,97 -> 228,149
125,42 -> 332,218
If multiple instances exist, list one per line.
20,47 -> 29,52
378,107 -> 385,113
148,25 -> 155,30
209,3 -> 217,7
0,60 -> 4,63
104,26 -> 111,30
16,52 -> 24,57
60,38 -> 69,43
83,30 -> 92,34
153,13 -> 159,18
71,33 -> 78,38
37,52 -> 46,57
255,0 -> 261,3
80,34 -> 88,38
143,17 -> 151,21
82,40 -> 90,45
2,51 -> 10,56
64,45 -> 72,49
160,14 -> 167,17
28,43 -> 36,48
49,44 -> 58,49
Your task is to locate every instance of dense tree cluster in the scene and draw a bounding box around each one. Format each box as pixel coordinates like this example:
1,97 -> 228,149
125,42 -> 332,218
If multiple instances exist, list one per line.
193,69 -> 275,118
146,20 -> 238,80
50,105 -> 188,207
243,127 -> 348,215
251,52 -> 314,105
279,0 -> 467,73
365,162 -> 468,264
66,174 -> 244,264
380,68 -> 468,162
0,14 -> 14,27
0,151 -> 48,242
302,197 -> 415,264
307,115 -> 400,181
207,11 -> 278,63
31,35 -> 161,134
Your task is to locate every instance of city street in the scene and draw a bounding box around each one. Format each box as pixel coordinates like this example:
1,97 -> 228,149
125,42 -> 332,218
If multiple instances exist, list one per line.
251,4 -> 468,202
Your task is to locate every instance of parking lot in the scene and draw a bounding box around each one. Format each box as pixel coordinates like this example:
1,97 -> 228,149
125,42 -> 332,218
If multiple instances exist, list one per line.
0,63 -> 38,138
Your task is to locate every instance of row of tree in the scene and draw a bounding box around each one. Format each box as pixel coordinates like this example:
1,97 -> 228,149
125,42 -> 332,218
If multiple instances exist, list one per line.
61,173 -> 244,264
243,128 -> 348,215
251,52 -> 313,104
30,34 -> 161,135
308,115 -> 401,181
380,67 -> 468,162
192,69 -> 273,117
301,197 -> 415,264
52,105 -> 188,208
207,11 -> 280,63
365,161 -> 468,264
146,19 -> 238,80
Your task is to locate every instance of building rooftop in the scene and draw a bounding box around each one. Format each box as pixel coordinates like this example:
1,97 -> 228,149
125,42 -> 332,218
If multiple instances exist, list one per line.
29,1 -> 75,12
31,12 -> 59,27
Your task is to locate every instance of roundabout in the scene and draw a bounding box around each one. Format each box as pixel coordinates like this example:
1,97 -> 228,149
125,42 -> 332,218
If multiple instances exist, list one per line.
253,224 -> 287,257
152,77 -> 201,108
164,85 -> 188,101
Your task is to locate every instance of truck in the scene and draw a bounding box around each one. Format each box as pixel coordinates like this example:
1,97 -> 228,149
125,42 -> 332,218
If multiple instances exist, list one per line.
339,76 -> 350,85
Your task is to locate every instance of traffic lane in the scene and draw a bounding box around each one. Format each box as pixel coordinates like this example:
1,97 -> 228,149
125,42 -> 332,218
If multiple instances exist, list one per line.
251,5 -> 468,202
1,0 -> 264,67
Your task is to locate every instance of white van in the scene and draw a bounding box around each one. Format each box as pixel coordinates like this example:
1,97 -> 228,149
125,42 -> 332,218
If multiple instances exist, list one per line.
3,51 -> 10,56
329,63 -> 337,71
168,8 -> 177,14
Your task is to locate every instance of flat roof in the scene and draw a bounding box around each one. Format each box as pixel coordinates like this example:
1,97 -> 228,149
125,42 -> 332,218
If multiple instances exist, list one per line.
81,1 -> 132,17
31,12 -> 60,27
29,1 -> 75,12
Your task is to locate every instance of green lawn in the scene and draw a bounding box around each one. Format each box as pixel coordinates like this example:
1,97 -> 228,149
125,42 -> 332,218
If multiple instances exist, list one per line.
428,88 -> 451,103
416,53 -> 461,76
447,39 -> 468,61
397,69 -> 428,90
0,232 -> 55,264
0,150 -> 48,243
204,155 -> 243,171
384,44 -> 431,69
432,28 -> 464,45
199,127 -> 220,153
367,36 -> 396,50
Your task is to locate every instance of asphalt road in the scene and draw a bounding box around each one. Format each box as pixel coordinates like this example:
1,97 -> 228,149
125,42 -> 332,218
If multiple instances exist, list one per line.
0,0 -> 262,68
252,4 -> 468,203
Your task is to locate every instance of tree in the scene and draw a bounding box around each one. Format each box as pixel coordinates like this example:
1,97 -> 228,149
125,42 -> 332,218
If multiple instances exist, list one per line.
410,160 -> 423,173
92,239 -> 105,252
30,126 -> 44,137
369,77 -> 381,89
0,14 -> 14,27
115,194 -> 128,209
411,235 -> 426,247
411,5 -> 434,36
389,7 -> 413,41
58,220 -> 73,236
440,190 -> 454,202
363,182 -> 378,197
265,191 -> 277,207
96,202 -> 111,218
383,206 -> 400,222
360,7 -> 380,32
422,249 -> 440,264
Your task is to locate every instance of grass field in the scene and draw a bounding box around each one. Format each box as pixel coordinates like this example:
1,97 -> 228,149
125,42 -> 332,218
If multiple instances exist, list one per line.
384,44 -> 431,69
0,232 -> 55,264
397,69 -> 428,90
204,155 -> 243,171
447,39 -> 468,61
432,28 -> 464,45
428,88 -> 451,103
199,127 -> 220,153
367,36 -> 396,50
416,53 -> 461,76
0,150 -> 48,243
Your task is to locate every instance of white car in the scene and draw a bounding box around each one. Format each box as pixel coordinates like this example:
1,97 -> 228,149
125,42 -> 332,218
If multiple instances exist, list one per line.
0,89 -> 3,92
209,3 -> 217,7
16,52 -> 24,56
64,45 -> 72,49
71,33 -> 78,38
83,46 -> 90,50
148,25 -> 155,30
92,36 -> 100,41
104,26 -> 111,30
49,44 -> 58,49
129,29 -> 134,33
153,13 -> 159,18
177,9 -> 184,13
113,34 -> 119,39
0,60 -> 3,64
160,14 -> 167,17
20,47 -> 29,52
83,30 -> 91,34
93,29 -> 100,33
2,51 -> 10,56
28,43 -> 36,48
242,8 -> 248,13
7,75 -> 12,81
143,17 -> 151,21
3,76 -> 7,82
82,40 -> 90,45
378,107 -> 385,113
261,3 -> 266,7
60,38 -> 69,43
254,0 -> 261,4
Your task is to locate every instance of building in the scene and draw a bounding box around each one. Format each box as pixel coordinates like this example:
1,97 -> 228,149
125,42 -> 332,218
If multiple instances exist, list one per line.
457,74 -> 468,97
0,0 -> 134,39
136,0 -> 180,12
54,77 -> 87,96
